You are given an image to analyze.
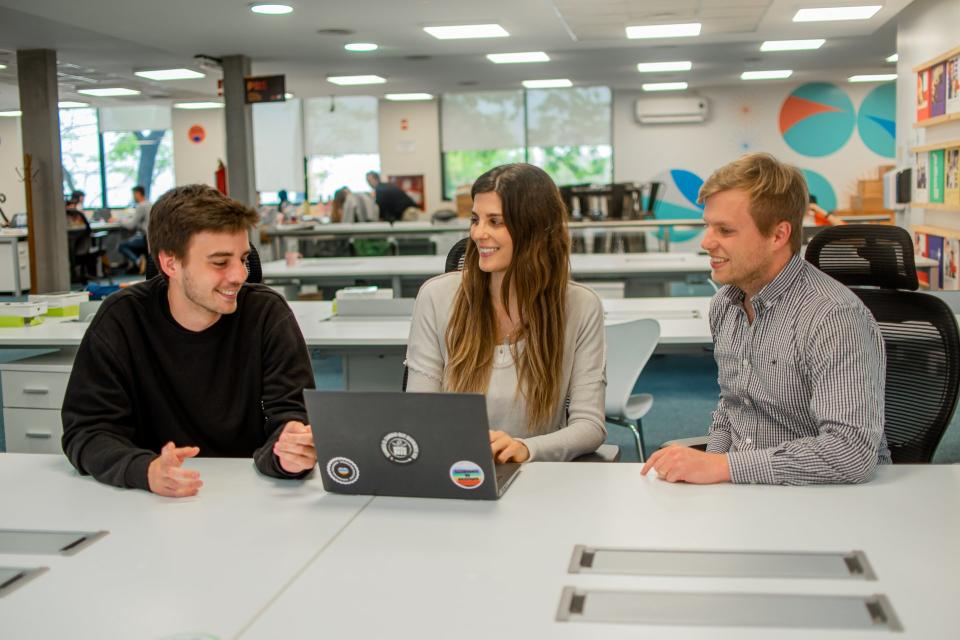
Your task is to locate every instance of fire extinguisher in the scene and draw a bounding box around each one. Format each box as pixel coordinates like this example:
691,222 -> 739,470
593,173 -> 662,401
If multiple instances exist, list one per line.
215,160 -> 227,195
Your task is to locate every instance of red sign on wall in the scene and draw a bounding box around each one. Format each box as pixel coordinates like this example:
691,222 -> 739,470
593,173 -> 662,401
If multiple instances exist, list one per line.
188,125 -> 206,144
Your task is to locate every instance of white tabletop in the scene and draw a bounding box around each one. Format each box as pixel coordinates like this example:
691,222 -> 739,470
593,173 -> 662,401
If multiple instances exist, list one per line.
242,463 -> 959,639
3,455 -> 955,639
0,298 -> 712,349
0,454 -> 370,640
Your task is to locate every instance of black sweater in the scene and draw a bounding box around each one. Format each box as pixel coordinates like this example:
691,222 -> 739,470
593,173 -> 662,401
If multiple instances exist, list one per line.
61,277 -> 315,490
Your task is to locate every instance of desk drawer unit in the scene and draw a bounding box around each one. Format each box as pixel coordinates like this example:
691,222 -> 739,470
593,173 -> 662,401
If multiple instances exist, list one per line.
18,241 -> 30,290
1,366 -> 72,409
3,408 -> 63,453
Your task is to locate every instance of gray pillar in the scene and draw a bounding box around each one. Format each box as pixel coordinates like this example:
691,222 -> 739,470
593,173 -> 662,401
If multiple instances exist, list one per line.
222,55 -> 256,206
17,49 -> 70,293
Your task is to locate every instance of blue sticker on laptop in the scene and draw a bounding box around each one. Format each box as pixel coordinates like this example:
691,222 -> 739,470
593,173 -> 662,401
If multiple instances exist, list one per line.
381,432 -> 420,464
449,460 -> 484,489
326,457 -> 360,485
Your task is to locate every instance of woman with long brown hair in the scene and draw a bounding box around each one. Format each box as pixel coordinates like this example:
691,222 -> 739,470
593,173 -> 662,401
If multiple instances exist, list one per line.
404,163 -> 606,462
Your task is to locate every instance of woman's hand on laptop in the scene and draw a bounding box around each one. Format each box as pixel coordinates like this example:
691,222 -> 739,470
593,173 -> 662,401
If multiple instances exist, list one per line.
274,421 -> 317,474
490,430 -> 530,463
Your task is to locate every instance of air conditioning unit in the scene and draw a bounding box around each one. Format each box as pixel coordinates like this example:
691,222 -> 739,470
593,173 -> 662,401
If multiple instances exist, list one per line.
634,96 -> 709,124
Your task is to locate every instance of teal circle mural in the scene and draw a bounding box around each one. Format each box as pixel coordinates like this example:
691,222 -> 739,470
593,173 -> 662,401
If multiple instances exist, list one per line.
857,83 -> 896,158
800,168 -> 837,212
649,169 -> 705,244
779,83 -> 856,157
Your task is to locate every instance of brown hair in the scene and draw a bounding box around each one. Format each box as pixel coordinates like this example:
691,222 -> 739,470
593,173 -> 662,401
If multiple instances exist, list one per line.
444,164 -> 570,434
698,152 -> 808,253
148,184 -> 258,270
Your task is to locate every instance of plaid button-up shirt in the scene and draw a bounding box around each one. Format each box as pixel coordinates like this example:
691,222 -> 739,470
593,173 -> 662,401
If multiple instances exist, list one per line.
707,253 -> 892,485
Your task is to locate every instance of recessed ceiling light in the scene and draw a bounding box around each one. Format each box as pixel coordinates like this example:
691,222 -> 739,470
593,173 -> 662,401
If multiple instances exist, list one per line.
886,53 -> 898,63
327,75 -> 386,86
77,87 -> 141,97
249,3 -> 293,15
636,61 -> 692,73
345,43 -> 379,52
793,6 -> 880,22
0,64 -> 7,70
385,93 -> 434,101
642,82 -> 688,92
487,51 -> 549,64
522,79 -> 572,89
741,70 -> 793,80
58,101 -> 89,108
423,24 -> 509,40
760,39 -> 825,52
134,68 -> 206,81
848,74 -> 897,83
0,110 -> 21,117
626,23 -> 701,39
174,102 -> 224,110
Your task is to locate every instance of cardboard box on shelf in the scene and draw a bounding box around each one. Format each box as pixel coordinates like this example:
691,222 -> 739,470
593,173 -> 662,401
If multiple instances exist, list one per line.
857,179 -> 884,199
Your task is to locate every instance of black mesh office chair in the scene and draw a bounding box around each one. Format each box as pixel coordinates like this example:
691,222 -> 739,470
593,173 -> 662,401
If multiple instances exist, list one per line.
806,224 -> 960,462
144,243 -> 263,284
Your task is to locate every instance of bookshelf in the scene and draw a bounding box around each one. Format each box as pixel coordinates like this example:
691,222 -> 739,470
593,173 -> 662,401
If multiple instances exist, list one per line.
910,202 -> 960,212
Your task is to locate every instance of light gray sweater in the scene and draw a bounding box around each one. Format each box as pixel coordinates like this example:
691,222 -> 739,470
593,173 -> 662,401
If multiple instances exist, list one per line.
404,271 -> 607,461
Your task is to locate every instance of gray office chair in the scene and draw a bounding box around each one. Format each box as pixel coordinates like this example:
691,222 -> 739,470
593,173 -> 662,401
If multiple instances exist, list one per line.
604,318 -> 660,462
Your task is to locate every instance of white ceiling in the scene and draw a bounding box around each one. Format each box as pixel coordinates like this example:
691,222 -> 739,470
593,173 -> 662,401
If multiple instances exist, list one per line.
0,0 -> 911,110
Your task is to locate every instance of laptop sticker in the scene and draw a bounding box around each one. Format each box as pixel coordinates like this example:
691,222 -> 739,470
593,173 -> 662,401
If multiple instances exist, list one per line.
449,461 -> 485,489
326,457 -> 360,485
381,432 -> 420,464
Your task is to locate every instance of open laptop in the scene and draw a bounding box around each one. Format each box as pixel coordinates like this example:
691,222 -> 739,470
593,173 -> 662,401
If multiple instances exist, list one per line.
305,390 -> 521,500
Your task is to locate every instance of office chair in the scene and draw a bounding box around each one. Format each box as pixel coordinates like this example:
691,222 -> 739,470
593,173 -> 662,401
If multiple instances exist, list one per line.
144,243 -> 263,284
806,224 -> 960,463
604,319 -> 660,462
401,236 -> 620,462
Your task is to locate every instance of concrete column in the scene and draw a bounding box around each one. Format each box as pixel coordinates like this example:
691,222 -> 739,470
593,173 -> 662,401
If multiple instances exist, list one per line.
221,55 -> 256,206
17,49 -> 70,293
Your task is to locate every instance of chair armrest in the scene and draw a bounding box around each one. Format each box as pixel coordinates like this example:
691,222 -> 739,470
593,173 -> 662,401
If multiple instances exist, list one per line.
572,443 -> 621,463
661,436 -> 709,451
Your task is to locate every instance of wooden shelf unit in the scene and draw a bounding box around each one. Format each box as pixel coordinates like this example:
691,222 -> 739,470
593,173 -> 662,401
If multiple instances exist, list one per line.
910,203 -> 960,212
910,138 -> 960,153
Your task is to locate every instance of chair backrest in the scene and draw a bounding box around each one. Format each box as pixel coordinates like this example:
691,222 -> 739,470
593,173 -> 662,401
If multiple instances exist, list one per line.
805,224 -> 918,290
445,237 -> 468,273
603,318 -> 660,418
806,225 -> 960,462
144,242 -> 263,283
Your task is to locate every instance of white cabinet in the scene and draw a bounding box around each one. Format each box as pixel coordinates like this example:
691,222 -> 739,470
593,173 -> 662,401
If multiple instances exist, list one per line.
1,349 -> 76,454
0,236 -> 30,293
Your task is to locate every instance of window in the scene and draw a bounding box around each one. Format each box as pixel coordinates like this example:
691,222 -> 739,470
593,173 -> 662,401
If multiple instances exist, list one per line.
99,106 -> 174,206
441,91 -> 524,199
59,107 -> 103,208
440,87 -> 613,199
304,96 -> 379,201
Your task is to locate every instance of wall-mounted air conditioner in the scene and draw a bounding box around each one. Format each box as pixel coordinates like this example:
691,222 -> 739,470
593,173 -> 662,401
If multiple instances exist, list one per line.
634,96 -> 709,124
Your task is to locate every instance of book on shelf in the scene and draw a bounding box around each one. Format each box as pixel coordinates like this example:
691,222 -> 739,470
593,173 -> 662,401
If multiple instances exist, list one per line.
928,234 -> 944,289
946,147 -> 960,207
917,68 -> 931,121
915,151 -> 929,203
931,62 -> 947,117
915,231 -> 929,286
930,149 -> 946,203
948,55 -> 960,115
944,238 -> 960,291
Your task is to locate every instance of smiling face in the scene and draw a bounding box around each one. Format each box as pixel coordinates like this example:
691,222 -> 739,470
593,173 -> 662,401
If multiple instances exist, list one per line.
161,229 -> 250,331
470,191 -> 514,275
701,188 -> 791,297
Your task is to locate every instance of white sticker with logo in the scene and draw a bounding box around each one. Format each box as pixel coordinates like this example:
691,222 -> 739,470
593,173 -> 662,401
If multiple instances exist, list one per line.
449,460 -> 485,490
380,432 -> 420,464
326,457 -> 360,485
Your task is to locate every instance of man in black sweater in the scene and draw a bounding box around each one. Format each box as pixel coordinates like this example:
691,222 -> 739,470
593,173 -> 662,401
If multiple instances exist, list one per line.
62,185 -> 317,497
365,171 -> 418,223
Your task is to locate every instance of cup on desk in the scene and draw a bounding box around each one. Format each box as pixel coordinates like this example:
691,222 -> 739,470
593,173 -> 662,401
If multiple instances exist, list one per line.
285,251 -> 302,267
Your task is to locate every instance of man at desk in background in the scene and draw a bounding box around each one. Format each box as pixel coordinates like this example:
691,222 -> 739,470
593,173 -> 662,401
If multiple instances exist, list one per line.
118,185 -> 151,274
365,171 -> 418,222
642,153 -> 890,485
62,184 -> 317,497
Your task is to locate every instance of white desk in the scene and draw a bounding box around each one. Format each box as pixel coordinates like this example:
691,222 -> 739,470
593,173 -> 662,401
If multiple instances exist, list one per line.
262,252 -> 714,297
2,455 -> 955,639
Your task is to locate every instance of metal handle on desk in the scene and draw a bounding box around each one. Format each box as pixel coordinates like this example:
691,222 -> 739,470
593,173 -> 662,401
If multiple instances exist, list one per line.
25,431 -> 52,439
22,386 -> 50,395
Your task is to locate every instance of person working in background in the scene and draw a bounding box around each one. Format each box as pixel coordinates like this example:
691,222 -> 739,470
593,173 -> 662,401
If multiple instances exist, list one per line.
66,190 -> 86,213
118,185 -> 151,274
404,163 -> 606,462
642,152 -> 889,485
331,186 -> 378,223
62,184 -> 317,497
365,171 -> 418,223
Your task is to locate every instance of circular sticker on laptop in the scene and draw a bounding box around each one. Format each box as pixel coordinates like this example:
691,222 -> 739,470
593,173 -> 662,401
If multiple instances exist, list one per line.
381,432 -> 420,464
326,457 -> 359,485
449,460 -> 485,490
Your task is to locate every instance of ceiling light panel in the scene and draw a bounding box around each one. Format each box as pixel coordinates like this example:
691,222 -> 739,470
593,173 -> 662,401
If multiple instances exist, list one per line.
249,3 -> 293,15
636,61 -> 692,73
760,39 -> 825,52
385,93 -> 434,101
487,52 -> 549,64
423,24 -> 509,39
174,102 -> 224,110
848,74 -> 897,82
626,23 -> 701,39
77,88 -> 141,96
327,75 -> 386,85
522,79 -> 572,89
741,70 -> 793,80
793,6 -> 880,22
345,43 -> 378,52
134,68 -> 205,81
642,82 -> 688,92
